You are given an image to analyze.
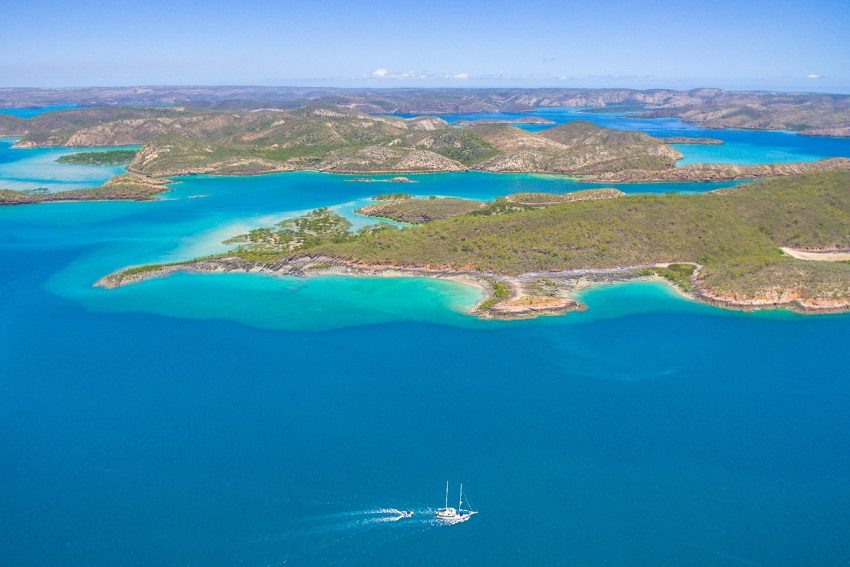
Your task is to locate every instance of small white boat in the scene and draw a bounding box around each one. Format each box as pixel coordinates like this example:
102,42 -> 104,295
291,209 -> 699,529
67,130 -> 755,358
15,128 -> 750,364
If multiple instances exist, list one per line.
399,510 -> 414,518
435,481 -> 477,522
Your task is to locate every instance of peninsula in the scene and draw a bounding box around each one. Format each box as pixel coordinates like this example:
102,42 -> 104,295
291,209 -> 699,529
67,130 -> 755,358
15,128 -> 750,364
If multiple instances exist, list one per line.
2,104 -> 848,207
98,170 -> 850,318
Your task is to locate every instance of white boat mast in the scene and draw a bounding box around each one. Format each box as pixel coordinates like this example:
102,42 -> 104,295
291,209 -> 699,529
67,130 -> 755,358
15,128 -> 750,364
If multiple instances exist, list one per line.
459,483 -> 463,510
445,480 -> 449,509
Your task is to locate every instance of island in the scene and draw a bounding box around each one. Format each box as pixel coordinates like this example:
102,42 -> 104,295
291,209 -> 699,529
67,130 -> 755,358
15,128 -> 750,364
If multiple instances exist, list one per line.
0,174 -> 168,205
1,104 -> 848,208
97,170 -> 850,318
455,117 -> 556,126
661,137 -> 724,145
356,196 -> 486,223
56,149 -> 138,165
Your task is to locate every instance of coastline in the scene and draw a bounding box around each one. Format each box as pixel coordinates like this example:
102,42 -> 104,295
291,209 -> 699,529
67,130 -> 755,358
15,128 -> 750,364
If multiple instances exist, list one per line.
124,156 -> 850,183
94,256 -> 850,320
3,155 -> 849,207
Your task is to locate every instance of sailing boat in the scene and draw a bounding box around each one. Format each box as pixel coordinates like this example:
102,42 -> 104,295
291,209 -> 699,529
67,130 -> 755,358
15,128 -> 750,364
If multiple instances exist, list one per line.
435,481 -> 477,522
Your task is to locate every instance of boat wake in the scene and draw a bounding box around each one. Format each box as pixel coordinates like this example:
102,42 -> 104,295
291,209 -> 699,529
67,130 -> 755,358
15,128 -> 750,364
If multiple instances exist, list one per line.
370,508 -> 415,522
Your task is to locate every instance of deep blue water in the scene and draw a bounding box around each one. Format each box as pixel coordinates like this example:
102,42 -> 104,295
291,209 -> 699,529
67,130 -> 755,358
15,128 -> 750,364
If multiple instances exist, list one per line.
0,104 -> 78,118
2,117 -> 850,565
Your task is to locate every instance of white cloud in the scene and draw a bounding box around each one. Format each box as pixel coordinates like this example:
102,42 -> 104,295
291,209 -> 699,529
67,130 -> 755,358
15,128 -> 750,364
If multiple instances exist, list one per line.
452,72 -> 469,80
807,73 -> 821,79
371,68 -> 389,78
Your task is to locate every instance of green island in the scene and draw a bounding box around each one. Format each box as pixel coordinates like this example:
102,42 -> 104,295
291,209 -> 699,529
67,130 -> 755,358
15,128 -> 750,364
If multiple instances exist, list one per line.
356,197 -> 486,223
56,149 -> 138,165
371,193 -> 415,201
98,169 -> 850,319
0,173 -> 169,205
223,208 -> 357,250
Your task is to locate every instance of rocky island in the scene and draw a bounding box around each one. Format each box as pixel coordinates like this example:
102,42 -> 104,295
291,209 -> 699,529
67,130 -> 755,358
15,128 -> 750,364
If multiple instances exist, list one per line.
0,173 -> 168,205
455,116 -> 556,126
660,136 -> 724,145
98,170 -> 850,319
2,103 -> 849,208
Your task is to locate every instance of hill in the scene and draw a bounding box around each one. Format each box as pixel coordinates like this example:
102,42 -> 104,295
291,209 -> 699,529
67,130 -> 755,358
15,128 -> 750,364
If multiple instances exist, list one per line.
4,104 -> 849,185
101,170 -> 850,316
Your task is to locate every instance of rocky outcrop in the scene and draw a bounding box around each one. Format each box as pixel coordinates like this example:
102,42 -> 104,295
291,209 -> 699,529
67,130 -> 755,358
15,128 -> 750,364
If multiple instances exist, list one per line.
0,173 -> 169,205
800,126 -> 850,137
696,284 -> 850,313
661,136 -> 724,145
96,251 -> 850,318
455,117 -> 555,126
318,147 -> 467,173
584,157 -> 850,183
469,121 -> 681,174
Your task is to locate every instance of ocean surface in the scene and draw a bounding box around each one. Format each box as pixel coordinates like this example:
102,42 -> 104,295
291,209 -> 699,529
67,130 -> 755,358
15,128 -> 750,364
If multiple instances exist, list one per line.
0,104 -> 78,118
2,110 -> 850,565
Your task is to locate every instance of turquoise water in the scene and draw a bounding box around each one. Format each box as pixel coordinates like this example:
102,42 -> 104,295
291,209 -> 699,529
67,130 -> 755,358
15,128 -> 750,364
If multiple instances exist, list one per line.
395,107 -> 850,166
2,121 -> 850,564
0,138 -> 137,191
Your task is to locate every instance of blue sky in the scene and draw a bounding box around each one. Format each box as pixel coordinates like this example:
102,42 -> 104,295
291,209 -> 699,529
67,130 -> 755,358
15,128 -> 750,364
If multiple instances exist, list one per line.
3,0 -> 849,92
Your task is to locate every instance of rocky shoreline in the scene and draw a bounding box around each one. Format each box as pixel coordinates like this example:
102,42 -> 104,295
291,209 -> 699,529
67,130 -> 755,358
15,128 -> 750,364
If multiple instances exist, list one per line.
0,173 -> 170,206
94,256 -> 850,319
661,136 -> 724,145
6,156 -> 849,208
582,157 -> 850,183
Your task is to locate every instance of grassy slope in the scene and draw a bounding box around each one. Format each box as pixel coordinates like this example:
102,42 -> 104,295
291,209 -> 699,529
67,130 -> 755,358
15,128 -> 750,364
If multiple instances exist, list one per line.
0,114 -> 25,135
298,171 -> 850,300
357,197 -> 485,223
9,105 -> 683,177
0,174 -> 168,204
56,149 -> 138,165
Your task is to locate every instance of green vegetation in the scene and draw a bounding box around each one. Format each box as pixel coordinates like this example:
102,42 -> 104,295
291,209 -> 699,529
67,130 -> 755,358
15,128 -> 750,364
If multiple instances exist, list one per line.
224,208 -> 354,252
57,149 -> 137,165
638,263 -> 697,291
0,173 -> 168,205
290,171 -> 850,304
103,169 -> 850,311
372,193 -> 414,201
505,188 -> 624,206
356,197 -> 485,223
478,280 -> 512,311
120,263 -> 175,277
8,105 -> 689,178
0,114 -> 25,136
461,121 -> 682,175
